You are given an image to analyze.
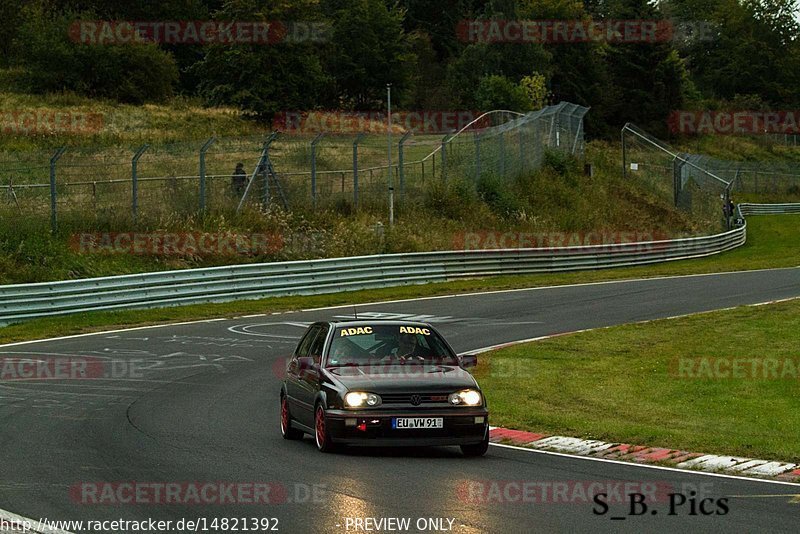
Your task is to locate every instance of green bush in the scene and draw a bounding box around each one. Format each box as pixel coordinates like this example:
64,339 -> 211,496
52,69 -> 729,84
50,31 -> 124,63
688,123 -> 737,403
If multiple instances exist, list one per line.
422,177 -> 480,220
13,7 -> 177,103
542,149 -> 578,177
476,173 -> 527,218
474,75 -> 530,111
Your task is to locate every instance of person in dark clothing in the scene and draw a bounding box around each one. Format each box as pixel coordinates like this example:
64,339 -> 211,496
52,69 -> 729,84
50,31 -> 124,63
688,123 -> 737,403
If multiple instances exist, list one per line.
723,198 -> 736,227
232,162 -> 247,196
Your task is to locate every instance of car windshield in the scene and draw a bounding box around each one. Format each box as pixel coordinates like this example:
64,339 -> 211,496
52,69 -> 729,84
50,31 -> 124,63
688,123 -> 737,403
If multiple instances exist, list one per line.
326,324 -> 458,367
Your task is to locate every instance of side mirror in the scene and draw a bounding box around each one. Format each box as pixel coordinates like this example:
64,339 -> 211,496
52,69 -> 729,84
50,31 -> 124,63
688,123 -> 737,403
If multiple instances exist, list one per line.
460,355 -> 477,369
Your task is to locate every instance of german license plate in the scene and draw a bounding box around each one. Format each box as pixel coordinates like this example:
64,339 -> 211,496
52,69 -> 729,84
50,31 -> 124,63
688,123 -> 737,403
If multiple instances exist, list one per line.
392,417 -> 443,429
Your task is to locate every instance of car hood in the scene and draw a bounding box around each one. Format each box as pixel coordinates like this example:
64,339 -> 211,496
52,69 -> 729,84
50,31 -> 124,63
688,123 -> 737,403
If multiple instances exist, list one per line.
324,364 -> 478,392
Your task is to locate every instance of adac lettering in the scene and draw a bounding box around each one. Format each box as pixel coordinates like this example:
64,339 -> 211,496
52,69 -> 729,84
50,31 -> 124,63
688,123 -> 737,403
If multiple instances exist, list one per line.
399,326 -> 430,335
339,326 -> 373,336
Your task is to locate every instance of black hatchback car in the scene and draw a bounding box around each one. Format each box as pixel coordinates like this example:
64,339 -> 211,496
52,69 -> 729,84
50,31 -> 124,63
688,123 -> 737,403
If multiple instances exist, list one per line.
279,320 -> 489,456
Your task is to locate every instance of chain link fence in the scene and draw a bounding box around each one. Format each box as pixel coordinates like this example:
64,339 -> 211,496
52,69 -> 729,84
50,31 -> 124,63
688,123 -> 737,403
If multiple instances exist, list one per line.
0,102 -> 588,231
622,123 -> 735,233
679,154 -> 800,196
237,102 -> 588,212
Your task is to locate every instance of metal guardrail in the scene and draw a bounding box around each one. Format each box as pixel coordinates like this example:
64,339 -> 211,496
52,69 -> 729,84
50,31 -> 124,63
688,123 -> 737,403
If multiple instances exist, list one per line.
739,203 -> 800,215
0,203 -> 794,324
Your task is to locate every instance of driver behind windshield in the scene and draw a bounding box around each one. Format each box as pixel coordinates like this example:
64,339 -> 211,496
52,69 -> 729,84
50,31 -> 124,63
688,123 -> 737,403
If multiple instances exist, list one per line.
385,333 -> 425,362
326,325 -> 458,367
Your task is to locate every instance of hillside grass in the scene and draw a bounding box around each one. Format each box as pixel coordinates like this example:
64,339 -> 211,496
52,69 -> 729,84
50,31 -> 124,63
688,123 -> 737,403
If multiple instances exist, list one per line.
0,133 -> 708,284
1,90 -> 798,285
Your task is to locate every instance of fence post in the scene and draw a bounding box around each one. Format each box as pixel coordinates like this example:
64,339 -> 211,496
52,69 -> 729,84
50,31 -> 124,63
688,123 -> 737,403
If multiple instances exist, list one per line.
198,136 -> 216,214
441,133 -> 451,182
262,132 -> 279,207
474,131 -> 481,182
49,147 -> 66,234
311,133 -> 324,209
236,139 -> 271,213
673,156 -> 685,209
498,132 -> 506,178
621,127 -> 627,181
131,144 -> 149,223
352,133 -> 365,209
724,183 -> 733,230
398,131 -> 412,199
571,120 -> 583,155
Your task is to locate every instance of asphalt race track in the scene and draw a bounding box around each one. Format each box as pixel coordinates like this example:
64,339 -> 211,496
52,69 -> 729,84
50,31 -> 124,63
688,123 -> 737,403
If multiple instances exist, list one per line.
1,268 -> 799,533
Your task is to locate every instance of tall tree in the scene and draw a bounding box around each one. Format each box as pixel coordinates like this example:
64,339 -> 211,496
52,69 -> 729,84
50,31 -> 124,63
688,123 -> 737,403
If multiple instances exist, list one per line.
601,0 -> 689,135
321,0 -> 416,109
192,0 -> 331,117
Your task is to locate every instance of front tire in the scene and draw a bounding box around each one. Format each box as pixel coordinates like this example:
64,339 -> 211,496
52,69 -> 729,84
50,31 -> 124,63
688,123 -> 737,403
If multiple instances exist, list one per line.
461,426 -> 489,457
314,404 -> 337,453
280,396 -> 303,440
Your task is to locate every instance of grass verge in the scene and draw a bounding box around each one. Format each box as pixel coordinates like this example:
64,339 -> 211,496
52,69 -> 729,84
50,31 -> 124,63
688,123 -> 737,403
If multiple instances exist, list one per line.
1,215 -> 797,345
474,297 -> 800,462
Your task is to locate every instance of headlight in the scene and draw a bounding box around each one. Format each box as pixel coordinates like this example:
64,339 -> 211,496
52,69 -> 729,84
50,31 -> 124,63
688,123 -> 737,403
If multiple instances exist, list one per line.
448,389 -> 482,406
344,391 -> 382,408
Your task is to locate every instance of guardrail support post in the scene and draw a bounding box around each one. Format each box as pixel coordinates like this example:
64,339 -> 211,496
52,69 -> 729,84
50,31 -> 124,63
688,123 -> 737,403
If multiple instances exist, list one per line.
198,136 -> 216,214
131,144 -> 149,224
49,147 -> 66,234
352,133 -> 365,209
311,133 -> 324,209
398,131 -> 412,199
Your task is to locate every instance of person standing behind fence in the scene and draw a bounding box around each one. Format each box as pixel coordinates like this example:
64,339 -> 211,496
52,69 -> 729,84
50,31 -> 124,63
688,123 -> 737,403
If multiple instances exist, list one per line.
727,198 -> 737,226
232,162 -> 247,196
722,197 -> 736,227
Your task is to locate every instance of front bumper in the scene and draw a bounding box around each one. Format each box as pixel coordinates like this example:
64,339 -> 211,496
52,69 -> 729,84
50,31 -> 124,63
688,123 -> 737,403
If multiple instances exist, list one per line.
325,408 -> 488,446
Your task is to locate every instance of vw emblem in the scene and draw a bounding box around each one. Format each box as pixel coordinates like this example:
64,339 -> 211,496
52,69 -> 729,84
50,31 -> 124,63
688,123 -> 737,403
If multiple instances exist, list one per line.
410,394 -> 422,406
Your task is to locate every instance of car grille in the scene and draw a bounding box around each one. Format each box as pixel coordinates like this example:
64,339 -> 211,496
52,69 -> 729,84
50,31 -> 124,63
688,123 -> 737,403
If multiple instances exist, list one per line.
380,392 -> 452,406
